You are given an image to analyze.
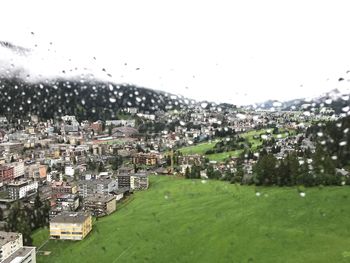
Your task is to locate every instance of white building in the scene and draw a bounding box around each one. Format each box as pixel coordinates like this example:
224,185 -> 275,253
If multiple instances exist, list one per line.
7,180 -> 39,200
65,166 -> 75,177
8,161 -> 24,179
130,173 -> 149,190
0,231 -> 36,263
106,120 -> 135,127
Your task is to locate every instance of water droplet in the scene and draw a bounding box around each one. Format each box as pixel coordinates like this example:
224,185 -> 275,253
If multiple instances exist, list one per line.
342,106 -> 350,112
201,102 -> 208,108
339,141 -> 347,146
109,97 -> 117,103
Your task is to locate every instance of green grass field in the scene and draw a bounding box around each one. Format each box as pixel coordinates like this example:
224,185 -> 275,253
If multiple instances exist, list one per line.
35,176 -> 350,263
178,140 -> 218,155
178,128 -> 296,161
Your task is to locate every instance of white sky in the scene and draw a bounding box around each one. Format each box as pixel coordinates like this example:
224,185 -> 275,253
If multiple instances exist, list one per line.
1,0 -> 350,105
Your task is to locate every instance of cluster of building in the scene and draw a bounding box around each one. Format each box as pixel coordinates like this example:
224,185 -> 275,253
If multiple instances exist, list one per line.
0,102 -> 340,246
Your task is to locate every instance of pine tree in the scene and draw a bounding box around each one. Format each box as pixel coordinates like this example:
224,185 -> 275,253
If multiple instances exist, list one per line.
185,166 -> 190,179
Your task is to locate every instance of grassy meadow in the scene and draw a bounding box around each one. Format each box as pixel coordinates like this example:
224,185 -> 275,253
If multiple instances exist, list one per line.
178,128 -> 295,161
34,176 -> 350,263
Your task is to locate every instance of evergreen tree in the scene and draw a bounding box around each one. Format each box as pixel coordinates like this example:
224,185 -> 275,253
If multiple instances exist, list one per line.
185,166 -> 190,179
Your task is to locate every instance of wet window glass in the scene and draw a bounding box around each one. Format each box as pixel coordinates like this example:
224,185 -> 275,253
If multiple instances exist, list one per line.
0,1 -> 350,262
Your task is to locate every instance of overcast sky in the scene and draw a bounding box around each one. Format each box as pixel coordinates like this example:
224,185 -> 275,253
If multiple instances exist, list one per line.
1,0 -> 350,105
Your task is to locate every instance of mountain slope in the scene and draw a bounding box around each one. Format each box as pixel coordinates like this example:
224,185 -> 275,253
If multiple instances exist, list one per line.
0,77 -> 189,121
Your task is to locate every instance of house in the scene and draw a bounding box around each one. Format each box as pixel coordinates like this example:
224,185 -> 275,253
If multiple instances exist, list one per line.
90,121 -> 103,133
336,168 -> 350,177
0,231 -> 36,263
50,212 -> 92,240
112,127 -> 138,138
83,194 -> 116,217
155,167 -> 171,175
7,180 -> 38,200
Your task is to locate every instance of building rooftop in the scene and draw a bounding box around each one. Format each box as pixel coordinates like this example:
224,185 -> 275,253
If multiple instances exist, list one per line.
84,194 -> 115,203
0,231 -> 21,246
7,180 -> 34,187
112,187 -> 130,195
78,178 -> 115,186
2,246 -> 35,263
51,212 -> 91,224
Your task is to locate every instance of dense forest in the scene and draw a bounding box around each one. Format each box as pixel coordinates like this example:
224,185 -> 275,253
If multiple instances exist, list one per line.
0,77 -> 188,121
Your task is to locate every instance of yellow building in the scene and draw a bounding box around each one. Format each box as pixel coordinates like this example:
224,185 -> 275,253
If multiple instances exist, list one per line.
50,212 -> 92,240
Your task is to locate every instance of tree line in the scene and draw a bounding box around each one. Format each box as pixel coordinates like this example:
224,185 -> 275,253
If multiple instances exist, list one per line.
5,194 -> 50,245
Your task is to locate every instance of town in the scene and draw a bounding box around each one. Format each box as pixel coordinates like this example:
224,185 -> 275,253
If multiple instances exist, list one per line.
0,99 -> 345,262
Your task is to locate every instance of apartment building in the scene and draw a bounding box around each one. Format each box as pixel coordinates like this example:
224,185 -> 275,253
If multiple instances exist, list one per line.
8,161 -> 25,179
50,212 -> 92,240
0,166 -> 14,185
78,179 -> 118,198
130,173 -> 149,190
7,180 -> 38,200
83,194 -> 116,217
132,153 -> 159,166
51,181 -> 77,198
0,231 -> 36,263
116,174 -> 130,189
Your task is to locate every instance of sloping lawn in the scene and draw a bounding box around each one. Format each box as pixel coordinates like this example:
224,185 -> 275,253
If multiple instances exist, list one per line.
36,176 -> 350,263
179,141 -> 218,155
